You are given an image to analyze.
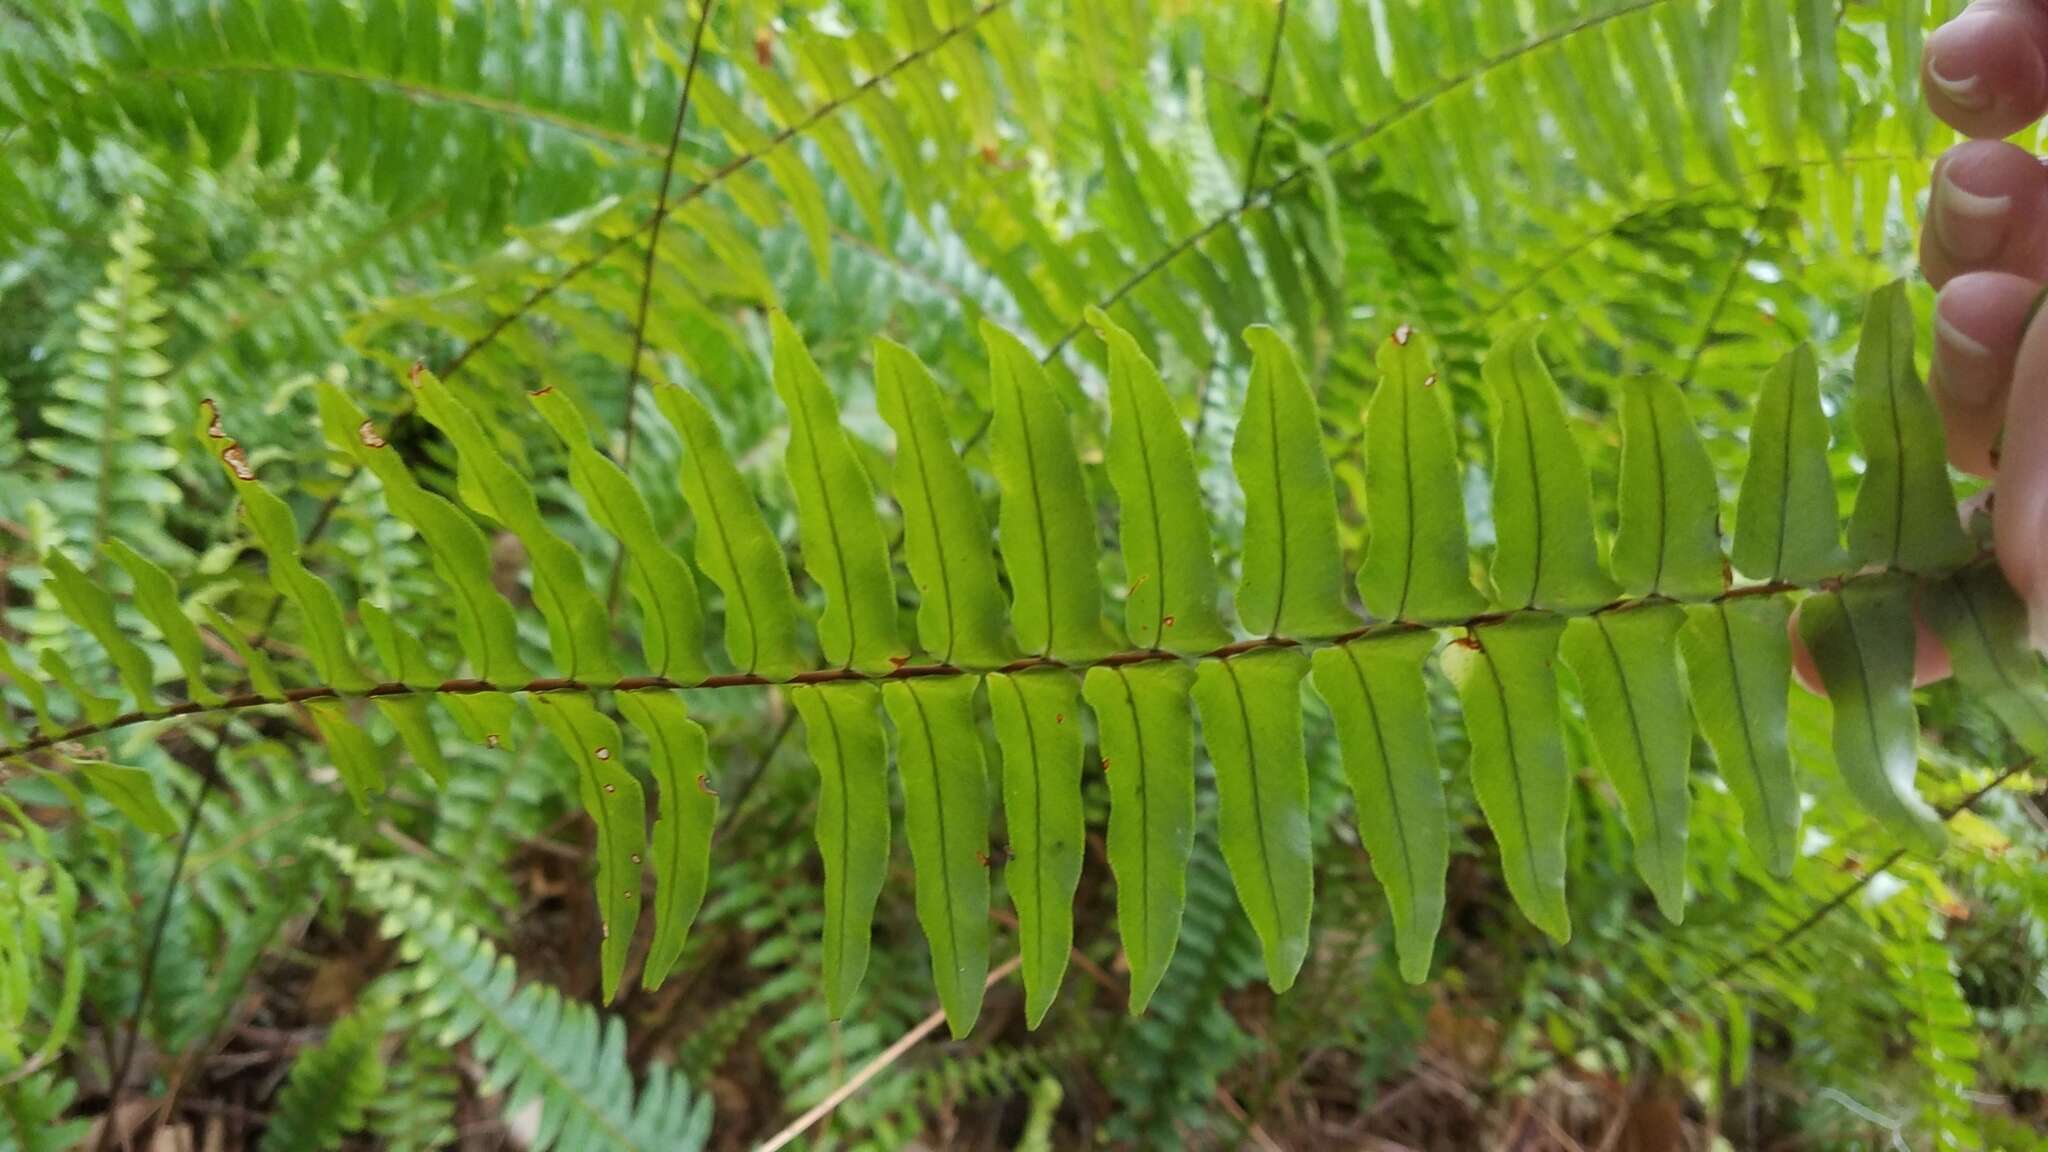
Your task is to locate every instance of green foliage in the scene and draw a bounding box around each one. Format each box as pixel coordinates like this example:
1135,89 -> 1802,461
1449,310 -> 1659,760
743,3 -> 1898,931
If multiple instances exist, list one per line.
335,847 -> 713,1152
2,0 -> 2044,1146
260,1001 -> 388,1152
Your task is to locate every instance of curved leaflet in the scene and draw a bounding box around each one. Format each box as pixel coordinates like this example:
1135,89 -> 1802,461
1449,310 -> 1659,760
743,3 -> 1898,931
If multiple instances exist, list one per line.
884,676 -> 992,1038
792,682 -> 890,1019
1560,607 -> 1692,921
986,322 -> 1121,661
876,339 -> 1015,668
318,383 -> 529,682
1797,577 -> 1947,855
653,384 -> 804,680
1922,566 -> 2048,754
1612,379 -> 1722,600
1678,599 -> 1801,876
1192,648 -> 1315,992
773,314 -> 902,674
530,693 -> 648,1003
1084,662 -> 1195,1014
1732,344 -> 1844,584
1234,326 -> 1358,638
1089,307 -> 1232,652
530,386 -> 708,683
1445,616 -> 1574,941
615,691 -> 715,991
1358,328 -> 1489,622
1846,282 -> 1972,572
1483,326 -> 1616,611
1310,630 -> 1447,984
414,373 -> 619,684
988,669 -> 1085,1029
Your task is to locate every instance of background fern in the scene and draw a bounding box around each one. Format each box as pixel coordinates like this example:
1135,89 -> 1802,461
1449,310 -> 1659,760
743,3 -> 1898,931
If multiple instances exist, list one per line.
3,0 -> 2046,1148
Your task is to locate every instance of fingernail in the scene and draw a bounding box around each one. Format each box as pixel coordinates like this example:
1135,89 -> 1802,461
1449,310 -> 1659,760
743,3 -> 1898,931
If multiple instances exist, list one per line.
1936,166 -> 2011,263
1935,311 -> 1998,406
1928,18 -> 1994,110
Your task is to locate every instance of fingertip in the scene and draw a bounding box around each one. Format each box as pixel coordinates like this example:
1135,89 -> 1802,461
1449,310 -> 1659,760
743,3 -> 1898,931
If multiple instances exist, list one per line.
1933,272 -> 2037,474
1994,291 -> 2048,606
1924,2 -> 2048,139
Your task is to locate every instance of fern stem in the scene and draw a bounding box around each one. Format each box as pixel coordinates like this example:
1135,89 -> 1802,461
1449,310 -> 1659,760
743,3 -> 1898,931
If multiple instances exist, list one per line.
1238,0 -> 1289,210
610,0 -> 719,614
0,571 -> 1869,765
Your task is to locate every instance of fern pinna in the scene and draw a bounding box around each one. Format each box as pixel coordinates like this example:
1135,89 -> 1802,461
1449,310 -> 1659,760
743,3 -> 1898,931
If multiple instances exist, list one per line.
1,278 -> 2036,1038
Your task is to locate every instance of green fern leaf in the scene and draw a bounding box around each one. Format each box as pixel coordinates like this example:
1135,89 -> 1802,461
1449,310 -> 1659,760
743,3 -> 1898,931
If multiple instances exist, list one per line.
792,682 -> 890,1018
876,339 -> 1015,668
1612,379 -> 1723,600
1085,662 -> 1196,1014
884,676 -> 992,1038
1921,566 -> 2048,755
70,759 -> 178,837
1192,648 -> 1314,993
104,540 -> 221,706
613,691 -> 715,991
1088,307 -> 1232,653
1846,282 -> 1972,573
1310,630 -> 1449,984
529,694 -> 647,1001
653,385 -> 804,680
1446,616 -> 1573,941
1678,599 -> 1801,878
1358,329 -> 1489,622
1797,577 -> 1947,856
259,1004 -> 388,1152
1560,606 -> 1693,922
1484,326 -> 1616,612
986,322 -> 1122,661
1234,327 -> 1359,639
42,549 -> 157,709
987,669 -> 1085,1029
359,601 -> 451,786
530,387 -> 708,684
1732,344 -> 1844,585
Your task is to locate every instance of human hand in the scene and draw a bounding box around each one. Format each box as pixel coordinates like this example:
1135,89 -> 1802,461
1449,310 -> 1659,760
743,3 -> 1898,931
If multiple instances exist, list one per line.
1794,1 -> 2048,691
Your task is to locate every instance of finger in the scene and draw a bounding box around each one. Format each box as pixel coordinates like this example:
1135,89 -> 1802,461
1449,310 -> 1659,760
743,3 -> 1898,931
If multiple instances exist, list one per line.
1788,604 -> 1954,696
1918,140 -> 2048,289
1932,271 -> 2039,474
1992,290 -> 2048,648
1923,0 -> 2048,139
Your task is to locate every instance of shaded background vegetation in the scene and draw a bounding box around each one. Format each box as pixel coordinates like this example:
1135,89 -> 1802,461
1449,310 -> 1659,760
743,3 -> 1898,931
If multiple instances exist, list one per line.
1,0 -> 2045,1148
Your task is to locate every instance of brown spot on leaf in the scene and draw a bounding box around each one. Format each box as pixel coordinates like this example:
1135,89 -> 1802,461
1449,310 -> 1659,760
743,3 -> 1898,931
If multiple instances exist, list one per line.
201,399 -> 226,439
594,746 -> 611,760
697,773 -> 719,796
221,444 -> 255,481
486,733 -> 501,749
357,420 -> 386,448
1423,374 -> 1437,388
1393,324 -> 1413,346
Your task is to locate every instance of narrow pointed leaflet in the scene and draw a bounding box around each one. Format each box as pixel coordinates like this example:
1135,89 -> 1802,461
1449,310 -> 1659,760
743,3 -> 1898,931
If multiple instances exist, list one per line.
1560,607 -> 1692,921
615,691 -> 716,991
105,540 -> 222,706
988,669 -> 1085,1029
1846,281 -> 1971,573
530,694 -> 646,1002
1446,616 -> 1574,941
1678,599 -> 1801,877
885,677 -> 992,1038
358,601 -> 451,786
318,382 -> 529,683
43,549 -> 157,709
773,314 -> 902,674
1193,649 -> 1315,992
1732,344 -> 1844,584
530,385 -> 708,683
413,372 -> 619,684
1922,566 -> 2048,755
1798,577 -> 1947,856
654,384 -> 805,680
770,313 -> 901,672
1483,326 -> 1616,611
986,321 -> 1122,660
1311,631 -> 1447,984
1088,307 -> 1232,653
1085,663 -> 1196,1014
1235,326 -> 1359,638
793,683 -> 890,1019
1611,378 -> 1723,600
876,339 -> 1015,668
1359,327 -> 1489,622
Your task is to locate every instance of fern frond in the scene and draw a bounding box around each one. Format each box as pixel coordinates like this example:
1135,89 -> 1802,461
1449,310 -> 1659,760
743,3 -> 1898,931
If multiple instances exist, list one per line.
259,1001 -> 389,1152
334,846 -> 714,1152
